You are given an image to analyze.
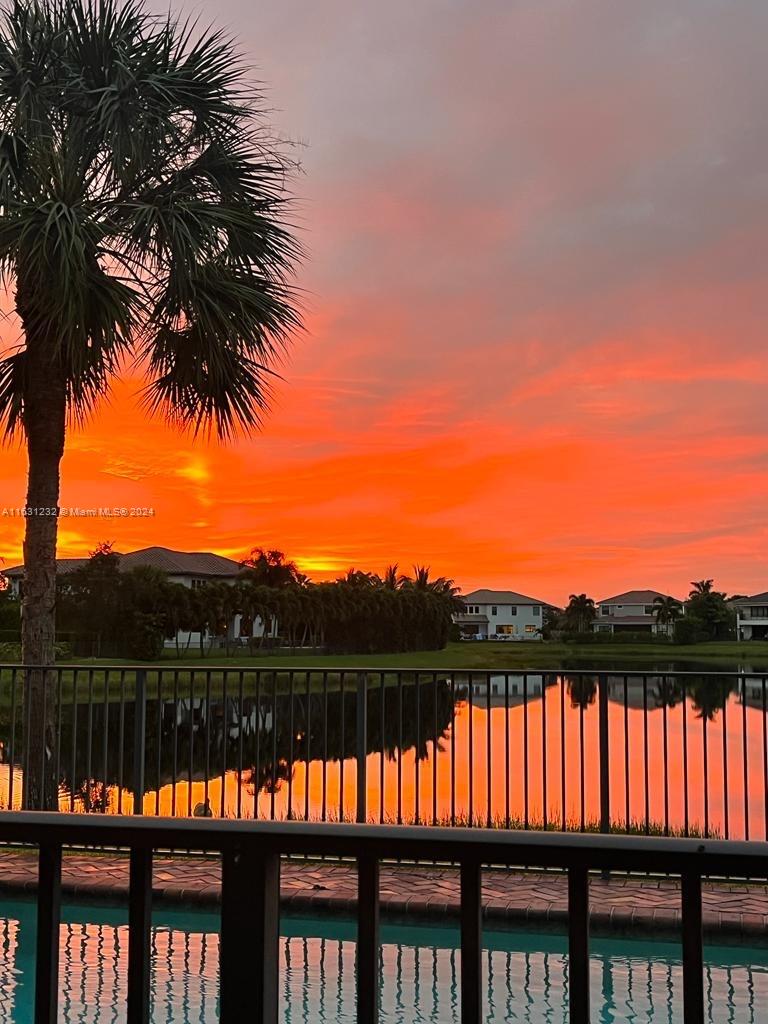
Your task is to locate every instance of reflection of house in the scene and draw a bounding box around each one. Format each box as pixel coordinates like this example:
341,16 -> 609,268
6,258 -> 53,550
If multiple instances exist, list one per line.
468,674 -> 545,704
454,590 -> 552,640
733,593 -> 768,641
592,590 -> 679,635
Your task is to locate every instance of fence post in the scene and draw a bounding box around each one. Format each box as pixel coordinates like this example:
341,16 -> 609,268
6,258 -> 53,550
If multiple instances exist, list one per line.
356,673 -> 367,823
598,673 -> 610,834
133,669 -> 147,815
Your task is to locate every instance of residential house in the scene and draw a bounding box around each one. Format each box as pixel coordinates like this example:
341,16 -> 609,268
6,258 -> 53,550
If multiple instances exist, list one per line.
732,593 -> 768,641
592,589 -> 680,636
2,546 -> 273,648
454,589 -> 551,641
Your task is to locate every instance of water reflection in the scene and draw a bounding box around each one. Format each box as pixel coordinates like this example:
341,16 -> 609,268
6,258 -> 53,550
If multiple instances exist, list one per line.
0,902 -> 766,1023
0,672 -> 766,838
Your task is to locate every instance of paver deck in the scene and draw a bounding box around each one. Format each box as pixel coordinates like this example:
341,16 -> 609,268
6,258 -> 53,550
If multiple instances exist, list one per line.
0,850 -> 766,942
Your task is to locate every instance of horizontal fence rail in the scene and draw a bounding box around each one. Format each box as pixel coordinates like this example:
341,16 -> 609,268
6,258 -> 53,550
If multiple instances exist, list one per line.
1,666 -> 767,839
1,813 -> 767,1024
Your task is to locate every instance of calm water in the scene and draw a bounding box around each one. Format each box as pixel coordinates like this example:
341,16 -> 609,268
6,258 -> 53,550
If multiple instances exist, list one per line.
0,900 -> 765,1022
2,670 -> 767,838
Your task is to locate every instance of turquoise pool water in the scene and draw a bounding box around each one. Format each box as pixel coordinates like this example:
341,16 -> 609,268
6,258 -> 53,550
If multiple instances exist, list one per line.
0,900 -> 765,1022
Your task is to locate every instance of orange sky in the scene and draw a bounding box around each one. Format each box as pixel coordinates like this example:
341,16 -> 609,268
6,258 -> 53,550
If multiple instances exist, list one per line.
2,0 -> 768,606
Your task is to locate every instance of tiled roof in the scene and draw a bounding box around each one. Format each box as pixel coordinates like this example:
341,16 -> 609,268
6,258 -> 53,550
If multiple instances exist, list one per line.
732,591 -> 768,604
597,589 -> 677,605
3,546 -> 242,578
463,589 -> 551,607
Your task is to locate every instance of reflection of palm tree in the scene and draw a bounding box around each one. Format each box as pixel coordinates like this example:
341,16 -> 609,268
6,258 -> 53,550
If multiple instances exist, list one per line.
653,596 -> 682,635
686,674 -> 735,721
566,675 -> 597,709
654,678 -> 684,708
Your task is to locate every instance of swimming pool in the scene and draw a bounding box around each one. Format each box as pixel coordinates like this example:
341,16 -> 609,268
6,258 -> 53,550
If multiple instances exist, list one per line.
0,900 -> 765,1022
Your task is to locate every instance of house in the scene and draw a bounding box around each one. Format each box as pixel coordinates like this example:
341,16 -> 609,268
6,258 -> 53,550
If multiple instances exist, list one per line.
592,589 -> 680,635
732,593 -> 768,641
454,589 -> 552,641
2,546 -> 274,647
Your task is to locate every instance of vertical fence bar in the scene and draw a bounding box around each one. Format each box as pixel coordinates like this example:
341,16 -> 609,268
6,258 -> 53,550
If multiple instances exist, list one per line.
486,671 -> 492,828
460,859 -> 482,1024
623,676 -> 630,831
523,674 -> 529,830
34,843 -> 62,1024
69,669 -> 79,813
357,855 -> 380,1024
172,671 -> 179,818
237,671 -> 245,820
340,672 -> 346,822
505,674 -> 511,831
133,669 -> 147,815
560,675 -> 566,832
324,671 -> 330,822
415,673 -> 421,825
270,673 -> 278,821
433,672 -> 439,827
397,673 -> 403,825
742,678 -> 749,841
722,693 -> 729,840
356,673 -> 367,824
450,674 -> 456,827
681,870 -> 704,1024
541,675 -> 548,832
682,678 -> 689,838
127,847 -> 153,1024
220,843 -> 280,1024
118,670 -> 126,814
598,674 -> 610,834
102,670 -> 110,813
8,668 -> 17,811
568,865 -> 590,1024
220,671 -> 228,819
643,676 -> 649,835
288,673 -> 295,820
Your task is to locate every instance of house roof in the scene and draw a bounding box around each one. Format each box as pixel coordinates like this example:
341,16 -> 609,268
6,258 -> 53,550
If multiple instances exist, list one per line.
454,613 -> 490,623
3,546 -> 242,579
597,589 -> 677,606
463,589 -> 551,607
732,592 -> 768,605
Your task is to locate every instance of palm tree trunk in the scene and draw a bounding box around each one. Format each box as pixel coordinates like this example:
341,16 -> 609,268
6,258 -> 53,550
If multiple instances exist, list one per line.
20,335 -> 66,811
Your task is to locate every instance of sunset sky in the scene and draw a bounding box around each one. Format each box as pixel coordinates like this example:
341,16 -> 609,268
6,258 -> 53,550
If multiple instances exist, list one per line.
1,0 -> 767,605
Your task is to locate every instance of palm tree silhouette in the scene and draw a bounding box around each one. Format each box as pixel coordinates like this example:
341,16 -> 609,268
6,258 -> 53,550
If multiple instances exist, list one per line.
652,595 -> 682,635
0,1 -> 302,806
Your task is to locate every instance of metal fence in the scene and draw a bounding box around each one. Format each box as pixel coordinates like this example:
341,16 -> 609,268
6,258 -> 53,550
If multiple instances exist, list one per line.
1,811 -> 766,1023
1,666 -> 766,838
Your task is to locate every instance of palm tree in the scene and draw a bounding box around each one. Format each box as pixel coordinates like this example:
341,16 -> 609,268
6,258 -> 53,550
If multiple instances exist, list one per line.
407,565 -> 465,612
563,593 -> 596,633
690,580 -> 714,597
0,0 -> 302,807
240,549 -> 302,589
652,595 -> 682,635
382,564 -> 405,590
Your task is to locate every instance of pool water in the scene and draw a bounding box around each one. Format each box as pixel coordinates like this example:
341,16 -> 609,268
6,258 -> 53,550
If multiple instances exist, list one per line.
0,900 -> 765,1022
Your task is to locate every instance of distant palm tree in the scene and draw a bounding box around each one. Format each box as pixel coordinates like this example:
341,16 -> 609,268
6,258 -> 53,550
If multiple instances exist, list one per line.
564,593 -> 596,633
690,580 -> 714,597
652,595 -> 682,634
407,565 -> 464,612
382,564 -> 405,590
0,0 -> 302,808
241,549 -> 302,589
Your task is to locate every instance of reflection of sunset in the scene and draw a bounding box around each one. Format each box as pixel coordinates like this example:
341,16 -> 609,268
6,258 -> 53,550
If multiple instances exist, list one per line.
3,685 -> 759,838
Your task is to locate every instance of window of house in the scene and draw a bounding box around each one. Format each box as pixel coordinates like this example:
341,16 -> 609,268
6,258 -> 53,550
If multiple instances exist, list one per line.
644,605 -> 653,615
524,624 -> 537,633
491,606 -> 497,615
191,578 -> 206,589
532,605 -> 541,615
510,606 -> 517,615
601,606 -> 610,615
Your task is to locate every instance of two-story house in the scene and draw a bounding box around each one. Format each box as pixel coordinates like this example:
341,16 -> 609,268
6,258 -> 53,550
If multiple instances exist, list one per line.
732,593 -> 768,641
454,589 -> 551,640
592,589 -> 680,635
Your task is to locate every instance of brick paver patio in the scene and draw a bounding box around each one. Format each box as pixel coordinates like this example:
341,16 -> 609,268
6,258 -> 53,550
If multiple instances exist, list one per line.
0,850 -> 766,941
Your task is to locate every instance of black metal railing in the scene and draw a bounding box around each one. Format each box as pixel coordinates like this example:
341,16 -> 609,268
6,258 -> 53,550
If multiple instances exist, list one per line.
0,812 -> 766,1023
1,666 -> 766,838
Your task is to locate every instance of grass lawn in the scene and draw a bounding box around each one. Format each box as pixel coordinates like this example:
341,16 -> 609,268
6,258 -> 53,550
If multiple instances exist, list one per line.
49,639 -> 768,670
